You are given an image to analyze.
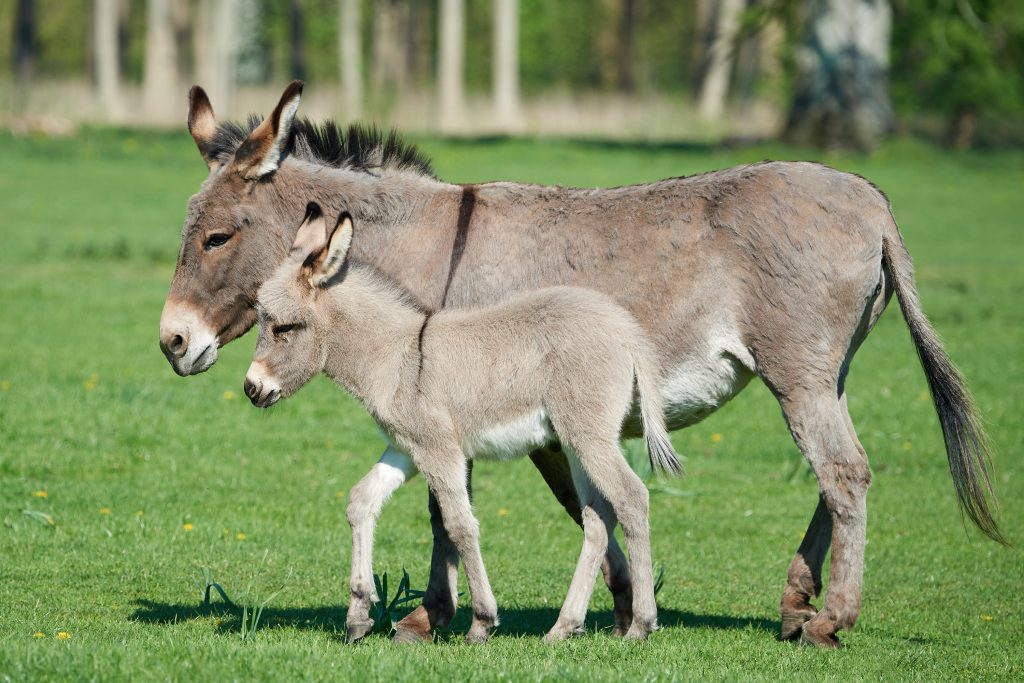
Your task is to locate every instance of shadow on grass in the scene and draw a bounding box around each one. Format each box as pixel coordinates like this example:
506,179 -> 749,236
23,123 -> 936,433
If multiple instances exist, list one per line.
130,599 -> 778,640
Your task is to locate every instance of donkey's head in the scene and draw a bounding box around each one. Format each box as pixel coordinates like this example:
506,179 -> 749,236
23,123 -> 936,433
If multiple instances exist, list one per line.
244,204 -> 353,408
159,81 -> 306,376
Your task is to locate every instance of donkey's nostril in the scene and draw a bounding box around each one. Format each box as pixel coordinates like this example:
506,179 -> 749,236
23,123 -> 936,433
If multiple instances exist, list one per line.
244,377 -> 260,402
168,334 -> 185,354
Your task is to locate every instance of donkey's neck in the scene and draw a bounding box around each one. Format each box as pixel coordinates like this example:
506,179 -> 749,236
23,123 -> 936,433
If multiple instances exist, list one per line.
319,265 -> 426,420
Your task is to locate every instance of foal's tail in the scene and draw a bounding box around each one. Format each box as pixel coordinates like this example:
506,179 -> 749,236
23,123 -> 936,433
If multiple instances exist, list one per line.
631,341 -> 683,476
881,218 -> 1007,545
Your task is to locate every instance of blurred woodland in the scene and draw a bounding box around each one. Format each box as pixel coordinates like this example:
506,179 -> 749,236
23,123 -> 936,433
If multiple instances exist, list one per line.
3,0 -> 1023,149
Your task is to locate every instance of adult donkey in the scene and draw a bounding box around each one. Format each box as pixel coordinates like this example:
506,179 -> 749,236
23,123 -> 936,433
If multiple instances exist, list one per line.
160,82 -> 1004,648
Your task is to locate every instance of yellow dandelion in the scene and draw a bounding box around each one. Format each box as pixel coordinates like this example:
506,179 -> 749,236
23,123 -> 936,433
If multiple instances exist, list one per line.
336,490 -> 346,498
901,441 -> 913,451
918,390 -> 929,402
32,490 -> 48,498
1,379 -> 11,390
710,433 -> 723,443
236,532 -> 247,541
981,614 -> 994,622
33,631 -> 45,639
221,390 -> 236,401
134,510 -> 144,517
498,508 -> 510,516
182,523 -> 194,532
57,631 -> 71,640
98,507 -> 111,515
84,373 -> 99,391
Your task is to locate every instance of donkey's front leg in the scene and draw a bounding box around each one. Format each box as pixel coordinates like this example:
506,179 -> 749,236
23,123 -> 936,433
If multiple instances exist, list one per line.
416,449 -> 499,644
392,464 -> 471,643
345,444 -> 418,642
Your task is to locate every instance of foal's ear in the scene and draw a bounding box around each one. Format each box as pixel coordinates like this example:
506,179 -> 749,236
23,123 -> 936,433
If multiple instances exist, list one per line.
290,202 -> 329,261
188,85 -> 219,171
310,213 -> 354,288
231,80 -> 304,180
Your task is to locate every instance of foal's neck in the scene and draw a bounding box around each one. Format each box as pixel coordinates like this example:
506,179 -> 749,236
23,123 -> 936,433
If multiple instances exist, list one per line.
320,265 -> 427,417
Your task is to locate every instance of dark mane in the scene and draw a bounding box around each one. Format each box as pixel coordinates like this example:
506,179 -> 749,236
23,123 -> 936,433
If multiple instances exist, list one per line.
209,116 -> 436,179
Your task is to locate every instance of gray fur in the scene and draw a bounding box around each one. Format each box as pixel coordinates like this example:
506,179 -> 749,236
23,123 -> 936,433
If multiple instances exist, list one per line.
161,83 -> 1003,647
245,209 -> 681,643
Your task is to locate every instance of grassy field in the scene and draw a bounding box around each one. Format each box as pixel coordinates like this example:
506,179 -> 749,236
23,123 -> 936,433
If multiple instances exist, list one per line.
0,129 -> 1021,681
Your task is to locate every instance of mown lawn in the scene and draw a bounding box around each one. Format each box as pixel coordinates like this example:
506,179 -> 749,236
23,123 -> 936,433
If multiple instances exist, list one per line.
0,129 -> 1021,681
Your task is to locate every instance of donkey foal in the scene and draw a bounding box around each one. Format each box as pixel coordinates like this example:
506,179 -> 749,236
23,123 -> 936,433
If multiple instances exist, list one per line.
244,204 -> 681,643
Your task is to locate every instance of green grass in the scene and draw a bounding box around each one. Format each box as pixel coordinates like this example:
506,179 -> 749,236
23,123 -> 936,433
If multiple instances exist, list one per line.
0,129 -> 1021,681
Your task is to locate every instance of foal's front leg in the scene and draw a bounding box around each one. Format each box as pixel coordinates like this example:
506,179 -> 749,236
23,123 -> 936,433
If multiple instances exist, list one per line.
345,444 -> 418,641
415,447 -> 499,644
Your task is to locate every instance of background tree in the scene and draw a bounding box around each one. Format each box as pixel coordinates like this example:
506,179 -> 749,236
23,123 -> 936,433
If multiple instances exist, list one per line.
338,0 -> 362,120
93,0 -> 122,121
12,0 -> 37,83
142,0 -> 177,123
493,0 -> 522,132
696,0 -> 744,120
784,0 -> 895,150
438,0 -> 465,132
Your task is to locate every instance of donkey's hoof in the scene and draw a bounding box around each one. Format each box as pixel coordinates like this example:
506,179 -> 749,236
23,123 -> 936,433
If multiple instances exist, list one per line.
392,605 -> 433,644
465,619 -> 497,644
623,621 -> 657,641
799,619 -> 841,649
346,619 -> 375,643
543,623 -> 583,643
780,607 -> 818,641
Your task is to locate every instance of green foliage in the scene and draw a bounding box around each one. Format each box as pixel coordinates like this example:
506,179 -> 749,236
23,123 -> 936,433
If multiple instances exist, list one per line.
0,131 -> 1022,679
369,570 -> 426,636
892,0 -> 1024,117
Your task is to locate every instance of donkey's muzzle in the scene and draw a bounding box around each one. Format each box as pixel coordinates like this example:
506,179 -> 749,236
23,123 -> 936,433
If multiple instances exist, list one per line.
244,375 -> 280,408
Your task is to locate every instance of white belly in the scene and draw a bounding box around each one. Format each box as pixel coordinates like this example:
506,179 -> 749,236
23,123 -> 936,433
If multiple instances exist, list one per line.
660,333 -> 756,430
464,409 -> 555,461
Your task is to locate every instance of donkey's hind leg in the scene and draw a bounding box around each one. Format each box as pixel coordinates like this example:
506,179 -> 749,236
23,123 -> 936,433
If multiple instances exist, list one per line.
530,446 -> 634,635
544,458 -> 617,642
779,389 -> 871,648
780,496 -> 831,640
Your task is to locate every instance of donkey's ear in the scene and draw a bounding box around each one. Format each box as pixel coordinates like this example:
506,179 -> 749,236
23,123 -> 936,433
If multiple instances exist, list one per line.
188,85 -> 219,170
310,213 -> 354,288
290,202 -> 329,260
231,80 -> 304,180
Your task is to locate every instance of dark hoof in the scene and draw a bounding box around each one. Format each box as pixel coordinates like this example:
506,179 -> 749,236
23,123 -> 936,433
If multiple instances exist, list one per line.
610,625 -> 629,638
780,607 -> 817,641
799,619 -> 841,649
346,619 -> 374,643
391,605 -> 434,644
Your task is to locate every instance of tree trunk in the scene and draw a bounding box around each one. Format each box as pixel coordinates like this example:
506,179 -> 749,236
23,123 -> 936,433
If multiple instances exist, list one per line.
696,0 -> 744,121
289,0 -> 306,81
784,0 -> 894,151
437,0 -> 465,133
13,0 -> 37,83
492,0 -> 522,133
372,0 -> 408,97
194,0 -> 236,117
94,0 -> 122,121
339,0 -> 363,120
618,0 -> 636,93
143,0 -> 178,124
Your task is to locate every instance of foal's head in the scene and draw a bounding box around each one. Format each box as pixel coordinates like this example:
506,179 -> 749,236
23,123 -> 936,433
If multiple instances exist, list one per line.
244,204 -> 354,408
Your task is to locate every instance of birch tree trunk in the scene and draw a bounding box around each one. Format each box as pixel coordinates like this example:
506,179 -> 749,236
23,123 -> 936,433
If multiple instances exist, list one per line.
194,0 -> 236,117
93,0 -> 122,121
143,0 -> 178,124
339,0 -> 362,120
13,0 -> 37,84
493,0 -> 522,133
372,0 -> 407,97
784,0 -> 894,150
696,0 -> 744,121
437,0 -> 465,133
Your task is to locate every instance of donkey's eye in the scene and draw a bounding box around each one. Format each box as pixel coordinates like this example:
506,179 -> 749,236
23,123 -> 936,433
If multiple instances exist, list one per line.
204,233 -> 232,251
272,323 -> 297,338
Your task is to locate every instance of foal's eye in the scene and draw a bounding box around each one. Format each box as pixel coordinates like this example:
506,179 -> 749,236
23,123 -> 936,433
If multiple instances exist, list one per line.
272,323 -> 297,339
204,233 -> 232,251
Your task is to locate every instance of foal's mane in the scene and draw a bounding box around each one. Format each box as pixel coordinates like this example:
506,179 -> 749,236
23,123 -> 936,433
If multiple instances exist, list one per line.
210,116 -> 436,179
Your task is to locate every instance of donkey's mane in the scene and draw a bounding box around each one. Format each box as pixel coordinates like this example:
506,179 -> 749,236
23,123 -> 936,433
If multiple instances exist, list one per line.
211,116 -> 436,179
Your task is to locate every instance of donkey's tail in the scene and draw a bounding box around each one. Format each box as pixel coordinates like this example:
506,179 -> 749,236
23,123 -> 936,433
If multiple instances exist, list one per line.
631,341 -> 683,477
881,218 -> 1006,545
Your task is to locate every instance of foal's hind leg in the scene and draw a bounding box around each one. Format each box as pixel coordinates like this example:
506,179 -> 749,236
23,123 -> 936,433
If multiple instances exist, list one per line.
544,458 -> 617,642
779,496 -> 831,640
779,390 -> 871,648
530,446 -> 634,635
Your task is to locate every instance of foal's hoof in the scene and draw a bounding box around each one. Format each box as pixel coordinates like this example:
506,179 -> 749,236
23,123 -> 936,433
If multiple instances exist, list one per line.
799,619 -> 841,649
346,619 -> 375,643
780,606 -> 818,641
465,619 -> 497,644
543,623 -> 583,643
391,605 -> 433,644
623,621 -> 657,641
